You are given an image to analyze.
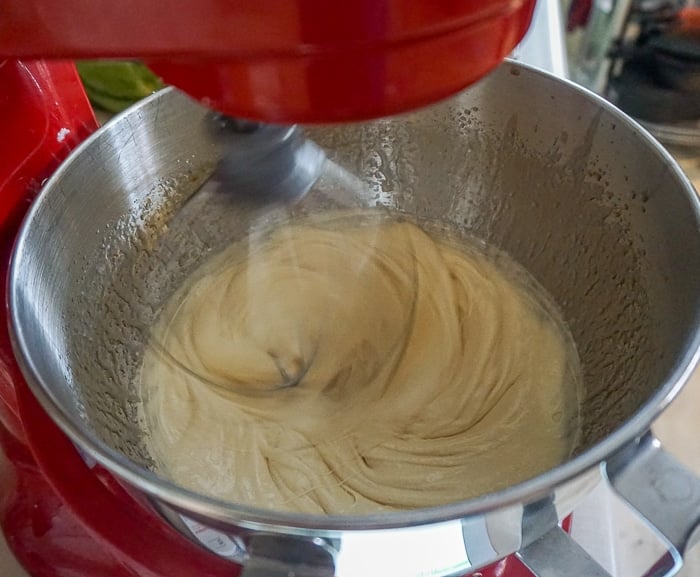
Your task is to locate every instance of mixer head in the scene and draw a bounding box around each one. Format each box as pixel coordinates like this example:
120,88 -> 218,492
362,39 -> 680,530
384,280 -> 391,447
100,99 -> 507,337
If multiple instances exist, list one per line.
1,0 -> 536,123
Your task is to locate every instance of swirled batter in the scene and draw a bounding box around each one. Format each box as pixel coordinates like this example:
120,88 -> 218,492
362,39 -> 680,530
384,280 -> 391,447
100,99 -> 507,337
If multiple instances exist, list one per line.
140,212 -> 581,514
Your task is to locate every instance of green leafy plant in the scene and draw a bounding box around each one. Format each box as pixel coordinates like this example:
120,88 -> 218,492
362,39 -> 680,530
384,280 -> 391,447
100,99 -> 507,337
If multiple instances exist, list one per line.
76,61 -> 164,113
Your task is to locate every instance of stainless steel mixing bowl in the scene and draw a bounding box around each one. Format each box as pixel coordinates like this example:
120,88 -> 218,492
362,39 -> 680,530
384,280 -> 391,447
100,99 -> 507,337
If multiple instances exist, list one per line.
9,61 -> 700,577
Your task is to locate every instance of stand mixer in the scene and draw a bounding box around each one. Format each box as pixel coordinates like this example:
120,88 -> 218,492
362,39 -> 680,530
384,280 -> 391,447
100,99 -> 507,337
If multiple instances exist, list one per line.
3,3 -> 700,577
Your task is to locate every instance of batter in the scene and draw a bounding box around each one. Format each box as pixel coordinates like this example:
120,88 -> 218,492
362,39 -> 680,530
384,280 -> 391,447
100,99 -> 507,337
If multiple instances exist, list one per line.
140,212 -> 581,514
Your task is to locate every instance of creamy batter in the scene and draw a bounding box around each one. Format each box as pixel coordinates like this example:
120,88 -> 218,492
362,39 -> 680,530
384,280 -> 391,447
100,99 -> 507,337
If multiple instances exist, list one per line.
140,212 -> 581,514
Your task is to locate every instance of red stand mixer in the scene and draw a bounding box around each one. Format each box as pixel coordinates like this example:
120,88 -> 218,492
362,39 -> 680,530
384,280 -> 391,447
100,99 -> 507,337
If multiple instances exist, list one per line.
2,3 -> 700,577
0,3 -> 538,575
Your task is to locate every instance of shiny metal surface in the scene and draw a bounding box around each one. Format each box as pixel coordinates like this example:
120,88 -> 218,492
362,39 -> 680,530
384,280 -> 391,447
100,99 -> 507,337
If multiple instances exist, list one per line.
518,526 -> 614,577
606,433 -> 700,576
9,61 -> 700,576
208,119 -> 325,203
240,534 -> 337,577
